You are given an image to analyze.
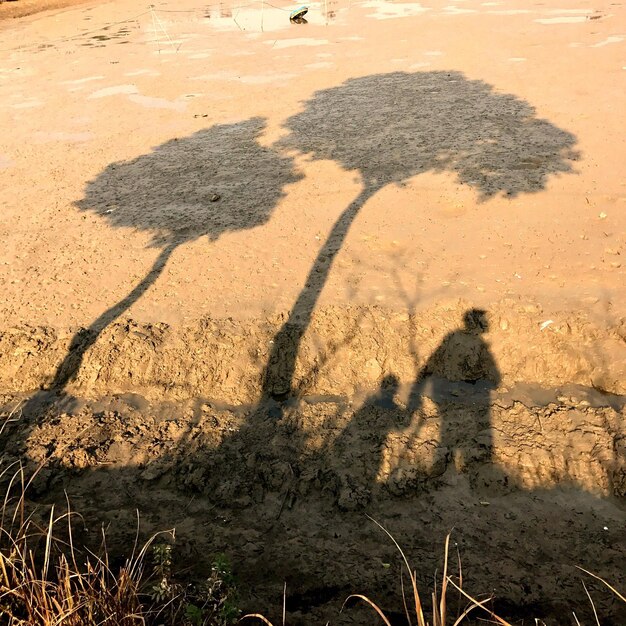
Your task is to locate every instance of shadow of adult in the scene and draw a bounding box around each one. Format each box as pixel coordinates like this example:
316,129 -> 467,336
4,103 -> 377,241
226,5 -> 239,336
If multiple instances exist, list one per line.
28,117 -> 302,400
408,308 -> 501,487
263,71 -> 579,403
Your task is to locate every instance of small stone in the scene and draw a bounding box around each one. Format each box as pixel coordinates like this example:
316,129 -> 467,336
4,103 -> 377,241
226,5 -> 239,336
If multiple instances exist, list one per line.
210,194 -> 221,202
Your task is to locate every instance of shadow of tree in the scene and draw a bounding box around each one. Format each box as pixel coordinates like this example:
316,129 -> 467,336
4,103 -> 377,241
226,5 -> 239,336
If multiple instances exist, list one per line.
77,117 -> 300,248
7,71 -> 623,626
26,117 -> 302,399
262,70 -> 579,403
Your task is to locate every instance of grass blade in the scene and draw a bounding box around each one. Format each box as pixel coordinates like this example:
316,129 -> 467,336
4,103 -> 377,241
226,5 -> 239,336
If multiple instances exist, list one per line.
343,593 -> 393,626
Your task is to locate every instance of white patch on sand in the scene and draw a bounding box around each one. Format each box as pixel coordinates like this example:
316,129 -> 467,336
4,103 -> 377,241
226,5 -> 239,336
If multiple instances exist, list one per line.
409,61 -> 431,69
424,50 -> 443,56
192,70 -> 296,84
192,71 -> 234,81
125,69 -> 161,77
591,35 -> 625,47
535,16 -> 588,24
10,100 -> 43,109
305,61 -> 334,69
363,0 -> 429,19
267,38 -> 329,49
188,53 -> 212,59
128,94 -> 187,110
88,84 -> 138,98
508,57 -> 527,62
545,8 -> 592,14
33,131 -> 94,143
240,73 -> 298,84
441,5 -> 477,14
0,155 -> 13,169
61,76 -> 104,85
487,9 -> 531,15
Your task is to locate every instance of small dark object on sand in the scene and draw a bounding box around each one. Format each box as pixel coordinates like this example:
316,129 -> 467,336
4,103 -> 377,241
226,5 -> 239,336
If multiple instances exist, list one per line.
290,6 -> 308,22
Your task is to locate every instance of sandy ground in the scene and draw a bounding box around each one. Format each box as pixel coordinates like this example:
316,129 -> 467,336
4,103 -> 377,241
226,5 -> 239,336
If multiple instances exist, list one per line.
0,0 -> 624,331
1,0 -> 626,622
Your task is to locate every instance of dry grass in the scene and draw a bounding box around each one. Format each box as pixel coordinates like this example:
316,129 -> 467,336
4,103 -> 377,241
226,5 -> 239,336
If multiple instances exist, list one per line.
0,462 -> 241,626
243,515 -> 626,626
344,516 -> 513,626
243,515 -> 513,626
0,463 -> 158,625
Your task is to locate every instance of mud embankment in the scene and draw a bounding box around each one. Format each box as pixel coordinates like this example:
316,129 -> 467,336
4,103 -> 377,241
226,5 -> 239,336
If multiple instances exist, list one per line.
1,300 -> 625,624
1,301 -> 625,402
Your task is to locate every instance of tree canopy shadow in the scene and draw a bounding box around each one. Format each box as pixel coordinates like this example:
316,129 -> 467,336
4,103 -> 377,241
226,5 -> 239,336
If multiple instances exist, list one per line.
77,117 -> 300,249
262,70 -> 579,403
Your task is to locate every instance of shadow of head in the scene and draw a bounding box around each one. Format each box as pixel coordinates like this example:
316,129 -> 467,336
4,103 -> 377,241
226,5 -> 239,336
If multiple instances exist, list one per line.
279,71 -> 579,200
381,373 -> 400,390
75,117 -> 303,248
463,308 -> 489,333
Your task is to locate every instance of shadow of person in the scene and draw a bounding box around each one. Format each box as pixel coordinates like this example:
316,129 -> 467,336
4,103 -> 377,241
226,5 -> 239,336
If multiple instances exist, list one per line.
327,374 -> 410,510
408,308 -> 501,488
262,70 -> 578,407
21,117 -> 302,410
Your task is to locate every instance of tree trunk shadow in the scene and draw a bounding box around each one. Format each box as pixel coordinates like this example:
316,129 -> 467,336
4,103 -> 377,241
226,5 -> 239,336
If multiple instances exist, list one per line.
261,185 -> 375,404
27,243 -> 177,404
